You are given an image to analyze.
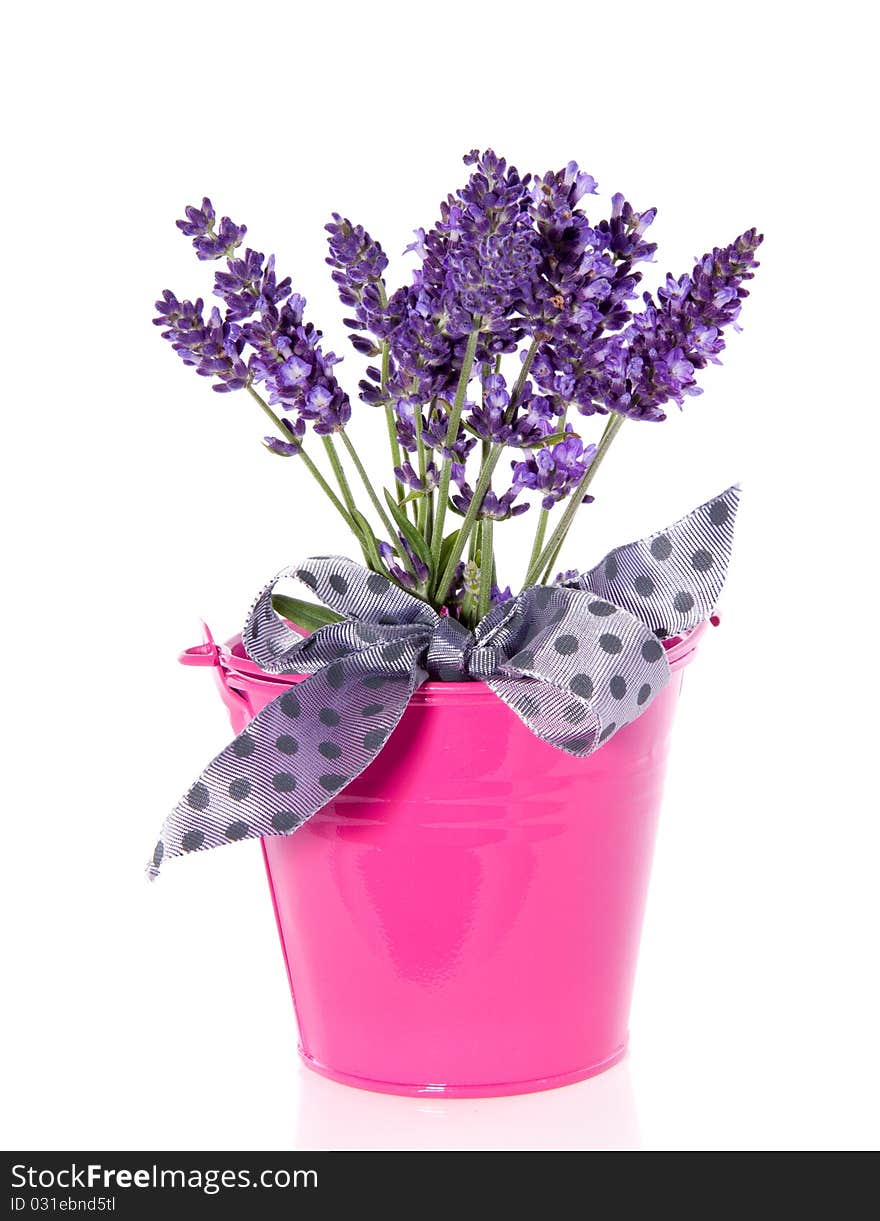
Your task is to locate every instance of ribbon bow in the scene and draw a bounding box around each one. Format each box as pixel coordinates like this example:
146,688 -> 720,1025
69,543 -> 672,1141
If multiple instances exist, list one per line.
149,485 -> 739,877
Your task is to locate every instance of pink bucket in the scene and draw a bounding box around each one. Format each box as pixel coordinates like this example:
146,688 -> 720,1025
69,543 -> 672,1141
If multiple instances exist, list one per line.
182,621 -> 708,1097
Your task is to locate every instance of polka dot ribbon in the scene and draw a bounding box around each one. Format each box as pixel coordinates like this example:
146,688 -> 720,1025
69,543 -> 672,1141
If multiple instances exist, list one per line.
148,485 -> 739,877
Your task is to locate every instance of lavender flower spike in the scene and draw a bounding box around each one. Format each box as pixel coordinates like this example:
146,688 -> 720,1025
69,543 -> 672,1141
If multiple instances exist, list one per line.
452,481 -> 528,520
598,228 -> 764,421
152,292 -> 248,392
378,538 -> 429,590
325,215 -> 389,355
214,251 -> 292,323
512,431 -> 598,509
176,197 -> 247,261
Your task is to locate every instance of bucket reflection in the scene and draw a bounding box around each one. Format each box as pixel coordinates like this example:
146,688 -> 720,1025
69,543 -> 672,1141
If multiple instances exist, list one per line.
294,1058 -> 639,1150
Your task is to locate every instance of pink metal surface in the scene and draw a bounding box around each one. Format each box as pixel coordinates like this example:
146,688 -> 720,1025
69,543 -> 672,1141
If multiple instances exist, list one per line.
201,622 -> 707,1097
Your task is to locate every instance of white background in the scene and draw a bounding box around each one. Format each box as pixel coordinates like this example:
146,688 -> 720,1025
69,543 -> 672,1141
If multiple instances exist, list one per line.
2,0 -> 877,1151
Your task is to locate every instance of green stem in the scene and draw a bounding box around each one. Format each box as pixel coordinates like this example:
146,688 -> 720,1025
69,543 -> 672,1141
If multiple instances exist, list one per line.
414,404 -> 429,537
339,428 -> 400,543
526,508 -> 549,579
384,403 -> 404,492
434,445 -> 502,605
524,412 -> 625,588
523,398 -> 565,583
479,364 -> 491,467
429,327 -> 481,578
245,384 -> 354,529
380,338 -> 410,519
509,337 -> 540,411
321,434 -> 358,517
468,519 -> 479,562
430,339 -> 540,606
246,382 -> 289,436
539,551 -> 558,585
477,517 -> 494,620
297,449 -> 354,529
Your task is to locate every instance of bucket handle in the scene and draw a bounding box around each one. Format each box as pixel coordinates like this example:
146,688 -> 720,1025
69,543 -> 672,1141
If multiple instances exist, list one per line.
179,621 -> 253,719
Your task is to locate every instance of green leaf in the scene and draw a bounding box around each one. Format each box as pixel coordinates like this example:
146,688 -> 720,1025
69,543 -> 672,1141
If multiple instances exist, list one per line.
520,429 -> 576,449
383,488 -> 434,575
438,529 -> 460,577
271,594 -> 343,633
341,508 -> 378,569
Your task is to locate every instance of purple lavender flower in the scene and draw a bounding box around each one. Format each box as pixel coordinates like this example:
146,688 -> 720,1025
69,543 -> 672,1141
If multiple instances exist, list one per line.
451,480 -> 528,520
417,401 -> 476,464
370,283 -> 457,405
393,460 -> 440,494
153,290 -> 204,352
554,568 -> 580,585
595,229 -> 764,420
176,198 -> 247,261
391,399 -> 419,452
243,295 -> 352,434
379,154 -> 658,419
152,292 -> 248,392
529,334 -> 622,418
529,160 -> 603,318
375,150 -> 542,409
527,164 -> 657,417
378,538 -> 429,590
416,150 -> 539,348
510,388 -> 559,447
490,583 -> 513,607
160,199 -> 353,436
325,215 -> 389,355
466,372 -> 514,443
593,193 -> 659,332
529,166 -> 657,341
602,194 -> 658,259
532,161 -> 598,223
263,416 -> 305,456
464,369 -> 560,448
392,398 -> 468,459
511,431 -> 597,509
214,251 -> 291,322
175,198 -> 215,238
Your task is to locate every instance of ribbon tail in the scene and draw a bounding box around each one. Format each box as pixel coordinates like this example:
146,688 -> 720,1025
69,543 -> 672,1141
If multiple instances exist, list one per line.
147,649 -> 426,878
570,484 -> 740,639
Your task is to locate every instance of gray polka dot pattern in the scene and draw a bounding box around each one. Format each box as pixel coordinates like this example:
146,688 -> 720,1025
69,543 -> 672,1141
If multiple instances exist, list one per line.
151,634 -> 427,878
485,582 -> 672,756
149,487 -> 739,876
565,485 -> 740,638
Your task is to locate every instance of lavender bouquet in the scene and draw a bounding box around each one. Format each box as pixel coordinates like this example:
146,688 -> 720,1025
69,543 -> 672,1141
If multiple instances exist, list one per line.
154,150 -> 761,631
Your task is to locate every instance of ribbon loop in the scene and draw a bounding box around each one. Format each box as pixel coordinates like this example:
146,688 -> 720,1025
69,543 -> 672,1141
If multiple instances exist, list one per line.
149,486 -> 739,877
